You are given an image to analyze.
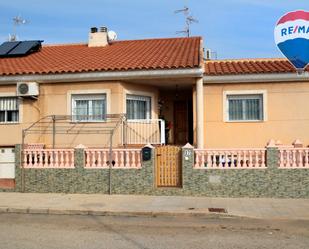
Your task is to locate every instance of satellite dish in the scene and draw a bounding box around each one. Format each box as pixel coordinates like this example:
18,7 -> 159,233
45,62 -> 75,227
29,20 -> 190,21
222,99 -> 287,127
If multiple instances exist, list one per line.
108,30 -> 117,41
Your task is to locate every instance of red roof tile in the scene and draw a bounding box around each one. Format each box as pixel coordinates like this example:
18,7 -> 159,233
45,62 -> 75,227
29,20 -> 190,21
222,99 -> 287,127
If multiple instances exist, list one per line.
204,59 -> 309,76
0,37 -> 201,76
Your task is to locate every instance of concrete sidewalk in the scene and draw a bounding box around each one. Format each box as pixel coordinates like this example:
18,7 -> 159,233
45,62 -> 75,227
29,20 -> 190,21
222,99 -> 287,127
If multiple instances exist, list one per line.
0,193 -> 308,220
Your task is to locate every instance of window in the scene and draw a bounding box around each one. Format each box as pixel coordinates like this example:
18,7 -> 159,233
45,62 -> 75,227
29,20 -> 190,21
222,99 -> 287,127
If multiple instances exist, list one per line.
0,97 -> 19,123
72,94 -> 106,122
227,94 -> 263,121
126,94 -> 151,119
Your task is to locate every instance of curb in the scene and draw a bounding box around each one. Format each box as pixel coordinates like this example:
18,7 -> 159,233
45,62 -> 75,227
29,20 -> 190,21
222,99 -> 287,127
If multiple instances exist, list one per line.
0,206 -> 236,219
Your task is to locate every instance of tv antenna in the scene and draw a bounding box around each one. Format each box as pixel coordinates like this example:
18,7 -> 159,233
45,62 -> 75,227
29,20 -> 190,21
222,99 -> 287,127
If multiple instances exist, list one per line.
9,15 -> 29,41
175,6 -> 198,37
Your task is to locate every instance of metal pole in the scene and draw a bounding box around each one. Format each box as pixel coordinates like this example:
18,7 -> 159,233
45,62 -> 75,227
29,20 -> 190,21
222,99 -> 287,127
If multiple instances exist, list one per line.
52,115 -> 56,149
123,117 -> 127,166
21,129 -> 25,192
124,117 -> 127,149
108,132 -> 113,195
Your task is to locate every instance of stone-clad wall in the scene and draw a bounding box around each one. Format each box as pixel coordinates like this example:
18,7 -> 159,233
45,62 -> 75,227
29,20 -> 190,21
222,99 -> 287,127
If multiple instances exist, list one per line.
4,146 -> 155,194
1,145 -> 309,198
181,146 -> 309,198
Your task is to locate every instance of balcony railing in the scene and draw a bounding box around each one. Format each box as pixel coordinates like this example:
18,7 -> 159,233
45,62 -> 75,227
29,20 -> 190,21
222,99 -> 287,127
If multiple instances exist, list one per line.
123,119 -> 165,145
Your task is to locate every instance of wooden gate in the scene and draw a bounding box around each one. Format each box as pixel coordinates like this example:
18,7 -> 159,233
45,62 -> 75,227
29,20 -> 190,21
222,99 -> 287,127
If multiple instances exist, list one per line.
156,145 -> 182,187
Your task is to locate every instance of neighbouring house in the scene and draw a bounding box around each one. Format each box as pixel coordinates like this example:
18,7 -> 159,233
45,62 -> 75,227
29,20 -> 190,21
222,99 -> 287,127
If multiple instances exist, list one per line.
202,58 -> 309,148
0,27 -> 308,196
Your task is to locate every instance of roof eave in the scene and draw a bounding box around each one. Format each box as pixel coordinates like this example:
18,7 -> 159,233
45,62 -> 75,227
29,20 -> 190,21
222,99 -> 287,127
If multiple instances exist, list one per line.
0,67 -> 204,84
203,72 -> 309,84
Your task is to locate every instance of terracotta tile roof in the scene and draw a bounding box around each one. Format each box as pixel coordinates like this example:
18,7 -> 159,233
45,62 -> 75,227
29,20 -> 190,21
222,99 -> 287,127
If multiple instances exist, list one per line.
0,37 -> 201,76
204,58 -> 309,76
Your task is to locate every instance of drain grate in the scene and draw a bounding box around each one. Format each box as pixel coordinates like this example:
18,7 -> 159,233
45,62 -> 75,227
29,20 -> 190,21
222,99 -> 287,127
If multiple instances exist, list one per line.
208,208 -> 227,213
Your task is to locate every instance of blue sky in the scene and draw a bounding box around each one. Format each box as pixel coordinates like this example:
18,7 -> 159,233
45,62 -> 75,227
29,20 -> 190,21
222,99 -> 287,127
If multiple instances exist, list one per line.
0,0 -> 308,59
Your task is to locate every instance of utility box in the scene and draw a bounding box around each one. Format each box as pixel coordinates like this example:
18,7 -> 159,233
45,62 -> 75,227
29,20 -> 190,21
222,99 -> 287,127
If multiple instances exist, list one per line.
0,147 -> 15,179
142,147 -> 152,161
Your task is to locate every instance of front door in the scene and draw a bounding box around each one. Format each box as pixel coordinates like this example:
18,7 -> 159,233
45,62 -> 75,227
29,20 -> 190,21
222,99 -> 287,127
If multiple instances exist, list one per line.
174,101 -> 188,145
156,145 -> 182,187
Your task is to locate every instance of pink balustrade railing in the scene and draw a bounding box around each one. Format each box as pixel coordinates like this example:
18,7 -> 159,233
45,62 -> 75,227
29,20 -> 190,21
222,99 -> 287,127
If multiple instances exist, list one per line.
194,149 -> 266,169
23,149 -> 75,168
278,148 -> 309,168
85,149 -> 142,169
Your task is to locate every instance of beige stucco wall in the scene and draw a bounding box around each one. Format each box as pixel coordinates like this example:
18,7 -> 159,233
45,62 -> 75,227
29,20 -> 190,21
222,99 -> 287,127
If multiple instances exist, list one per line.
0,81 -> 158,148
203,81 -> 309,148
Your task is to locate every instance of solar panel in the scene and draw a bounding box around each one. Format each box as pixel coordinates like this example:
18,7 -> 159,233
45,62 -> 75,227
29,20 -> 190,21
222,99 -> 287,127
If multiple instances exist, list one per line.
8,40 -> 42,56
0,41 -> 20,56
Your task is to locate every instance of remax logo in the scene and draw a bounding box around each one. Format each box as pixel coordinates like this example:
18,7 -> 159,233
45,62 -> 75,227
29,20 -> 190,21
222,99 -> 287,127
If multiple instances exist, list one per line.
274,10 -> 309,71
281,25 -> 309,37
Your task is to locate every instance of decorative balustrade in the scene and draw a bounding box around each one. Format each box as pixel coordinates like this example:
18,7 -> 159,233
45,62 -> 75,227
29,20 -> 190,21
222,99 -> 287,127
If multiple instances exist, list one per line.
278,148 -> 309,168
194,149 -> 266,169
85,149 -> 142,169
23,149 -> 75,168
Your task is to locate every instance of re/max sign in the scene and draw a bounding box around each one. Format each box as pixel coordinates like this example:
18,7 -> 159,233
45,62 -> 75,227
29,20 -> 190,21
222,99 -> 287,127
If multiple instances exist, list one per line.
281,25 -> 309,36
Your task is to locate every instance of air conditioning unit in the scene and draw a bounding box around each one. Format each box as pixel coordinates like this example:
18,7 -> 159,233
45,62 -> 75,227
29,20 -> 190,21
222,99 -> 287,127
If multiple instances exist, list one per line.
16,82 -> 39,97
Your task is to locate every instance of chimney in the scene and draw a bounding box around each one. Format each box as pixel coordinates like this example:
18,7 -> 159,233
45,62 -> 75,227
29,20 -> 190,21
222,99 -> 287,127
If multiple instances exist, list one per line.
88,26 -> 108,47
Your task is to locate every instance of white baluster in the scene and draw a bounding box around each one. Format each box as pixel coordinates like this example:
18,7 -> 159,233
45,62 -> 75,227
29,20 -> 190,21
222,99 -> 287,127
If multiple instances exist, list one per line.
85,151 -> 89,167
194,151 -> 200,168
201,151 -> 205,168
261,150 -> 266,168
131,151 -> 136,168
119,151 -> 124,167
91,151 -> 96,167
43,151 -> 48,167
244,150 -> 249,168
292,150 -> 297,168
60,151 -> 64,167
50,150 -> 54,167
224,152 -> 228,168
230,151 -> 235,168
64,151 -> 69,167
297,149 -> 302,167
236,151 -> 241,168
218,151 -> 223,168
33,151 -> 38,167
254,150 -> 259,167
136,150 -> 142,168
124,151 -> 129,167
71,150 -> 75,168
54,151 -> 59,167
97,151 -> 102,167
114,151 -> 119,168
38,150 -> 43,167
304,150 -> 309,168
103,150 -> 107,168
206,151 -> 212,169
248,151 -> 253,168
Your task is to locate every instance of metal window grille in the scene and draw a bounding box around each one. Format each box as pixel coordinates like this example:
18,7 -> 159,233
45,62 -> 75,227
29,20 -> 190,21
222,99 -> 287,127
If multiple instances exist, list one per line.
228,94 -> 263,121
72,94 -> 106,121
126,94 -> 151,120
0,97 -> 19,123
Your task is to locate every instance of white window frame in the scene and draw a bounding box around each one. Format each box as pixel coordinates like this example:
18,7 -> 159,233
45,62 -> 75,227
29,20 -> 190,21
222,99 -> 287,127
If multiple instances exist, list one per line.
223,90 -> 267,122
0,93 -> 22,124
67,90 -> 111,122
124,90 -> 155,121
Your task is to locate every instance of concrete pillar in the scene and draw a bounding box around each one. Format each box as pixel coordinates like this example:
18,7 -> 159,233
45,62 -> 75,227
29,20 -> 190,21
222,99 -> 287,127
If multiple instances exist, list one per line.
196,77 -> 204,148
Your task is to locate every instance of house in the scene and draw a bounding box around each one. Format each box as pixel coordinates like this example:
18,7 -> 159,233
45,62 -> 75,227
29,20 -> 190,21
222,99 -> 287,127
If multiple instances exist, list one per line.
0,27 -> 308,150
0,27 -> 204,149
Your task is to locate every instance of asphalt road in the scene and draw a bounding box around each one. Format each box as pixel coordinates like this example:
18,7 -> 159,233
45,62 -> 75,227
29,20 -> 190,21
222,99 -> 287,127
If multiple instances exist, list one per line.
0,213 -> 308,249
